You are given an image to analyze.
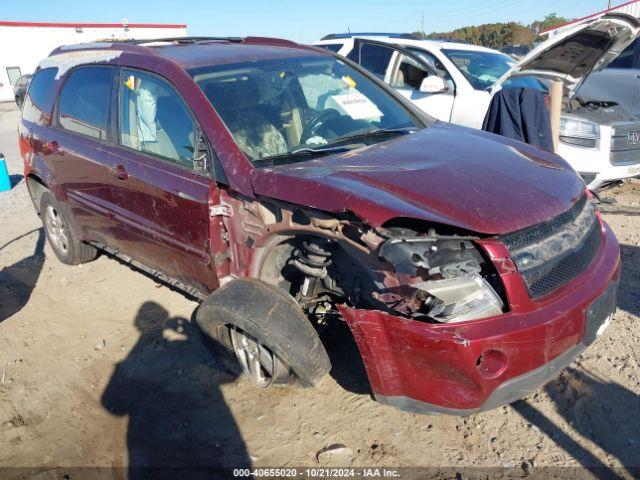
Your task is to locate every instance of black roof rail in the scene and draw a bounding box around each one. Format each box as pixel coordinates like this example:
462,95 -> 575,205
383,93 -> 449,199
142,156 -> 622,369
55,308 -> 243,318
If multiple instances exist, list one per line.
113,36 -> 245,45
321,32 -> 420,40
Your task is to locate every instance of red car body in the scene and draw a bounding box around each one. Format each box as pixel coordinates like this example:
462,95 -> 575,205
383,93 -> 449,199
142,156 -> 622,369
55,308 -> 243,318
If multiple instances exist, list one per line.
19,37 -> 620,414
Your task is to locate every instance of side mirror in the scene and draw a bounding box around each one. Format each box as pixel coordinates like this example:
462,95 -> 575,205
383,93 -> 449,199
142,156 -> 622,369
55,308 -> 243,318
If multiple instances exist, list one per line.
419,76 -> 447,94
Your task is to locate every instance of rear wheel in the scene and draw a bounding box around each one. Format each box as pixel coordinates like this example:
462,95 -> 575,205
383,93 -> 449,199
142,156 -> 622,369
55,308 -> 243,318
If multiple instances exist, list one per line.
41,192 -> 97,265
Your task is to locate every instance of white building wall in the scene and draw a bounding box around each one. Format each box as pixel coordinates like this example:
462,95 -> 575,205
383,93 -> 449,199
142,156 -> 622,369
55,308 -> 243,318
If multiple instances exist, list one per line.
0,23 -> 187,101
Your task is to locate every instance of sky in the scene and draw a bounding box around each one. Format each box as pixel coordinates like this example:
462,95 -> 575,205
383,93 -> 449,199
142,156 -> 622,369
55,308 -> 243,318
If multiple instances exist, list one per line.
2,0 -> 626,43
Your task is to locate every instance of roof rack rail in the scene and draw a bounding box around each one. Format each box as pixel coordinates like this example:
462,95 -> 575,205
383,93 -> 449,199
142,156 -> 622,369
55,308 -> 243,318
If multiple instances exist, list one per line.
321,32 -> 420,40
113,36 -> 245,45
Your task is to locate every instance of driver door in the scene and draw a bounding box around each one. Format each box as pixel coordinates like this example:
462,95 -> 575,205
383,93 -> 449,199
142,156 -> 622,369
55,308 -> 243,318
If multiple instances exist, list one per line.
387,51 -> 454,122
104,67 -> 217,292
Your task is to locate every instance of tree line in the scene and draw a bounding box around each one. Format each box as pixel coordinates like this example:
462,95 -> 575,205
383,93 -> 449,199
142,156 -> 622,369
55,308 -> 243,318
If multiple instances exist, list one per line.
413,13 -> 570,49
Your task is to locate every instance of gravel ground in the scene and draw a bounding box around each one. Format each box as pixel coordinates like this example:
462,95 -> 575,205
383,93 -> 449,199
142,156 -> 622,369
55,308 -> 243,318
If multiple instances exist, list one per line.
1,101 -> 639,479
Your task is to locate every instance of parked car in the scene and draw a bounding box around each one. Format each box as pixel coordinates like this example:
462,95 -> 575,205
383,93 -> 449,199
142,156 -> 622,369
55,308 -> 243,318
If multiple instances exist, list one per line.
13,74 -> 32,109
315,14 -> 640,190
19,36 -> 620,415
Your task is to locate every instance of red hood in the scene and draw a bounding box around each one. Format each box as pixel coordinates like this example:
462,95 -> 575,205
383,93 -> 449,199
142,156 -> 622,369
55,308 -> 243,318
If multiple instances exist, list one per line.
251,123 -> 585,235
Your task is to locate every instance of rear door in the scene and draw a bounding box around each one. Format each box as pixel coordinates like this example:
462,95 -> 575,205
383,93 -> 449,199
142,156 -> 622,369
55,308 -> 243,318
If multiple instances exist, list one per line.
105,67 -> 216,293
49,65 -> 118,245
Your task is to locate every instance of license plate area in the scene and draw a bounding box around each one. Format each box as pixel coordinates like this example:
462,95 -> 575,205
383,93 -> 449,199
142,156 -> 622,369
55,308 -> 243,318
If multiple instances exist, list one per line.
584,282 -> 618,345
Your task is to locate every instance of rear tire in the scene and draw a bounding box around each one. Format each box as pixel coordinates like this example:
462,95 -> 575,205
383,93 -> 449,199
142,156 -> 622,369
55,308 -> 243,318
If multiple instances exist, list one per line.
40,192 -> 97,265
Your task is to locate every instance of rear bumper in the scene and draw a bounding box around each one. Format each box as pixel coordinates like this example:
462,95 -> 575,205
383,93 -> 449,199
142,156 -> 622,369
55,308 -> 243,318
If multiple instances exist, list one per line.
339,223 -> 620,414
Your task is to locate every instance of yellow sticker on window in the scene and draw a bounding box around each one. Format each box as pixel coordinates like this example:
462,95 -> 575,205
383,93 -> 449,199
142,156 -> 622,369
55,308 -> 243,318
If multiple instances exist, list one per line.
341,75 -> 356,89
124,75 -> 136,91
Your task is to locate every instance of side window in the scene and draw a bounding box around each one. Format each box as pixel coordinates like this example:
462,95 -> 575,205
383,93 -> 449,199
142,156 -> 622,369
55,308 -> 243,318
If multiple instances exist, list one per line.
359,43 -> 394,80
317,43 -> 343,53
6,67 -> 22,86
608,39 -> 638,69
391,54 -> 431,89
58,66 -> 112,140
22,67 -> 58,124
408,48 -> 455,91
119,69 -> 196,168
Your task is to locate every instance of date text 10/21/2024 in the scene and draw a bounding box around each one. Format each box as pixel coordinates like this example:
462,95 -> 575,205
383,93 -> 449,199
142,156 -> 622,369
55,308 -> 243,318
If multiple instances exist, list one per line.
233,468 -> 402,478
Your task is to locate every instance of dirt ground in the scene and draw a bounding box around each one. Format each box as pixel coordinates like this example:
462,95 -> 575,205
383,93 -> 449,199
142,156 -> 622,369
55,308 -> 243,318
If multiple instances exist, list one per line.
1,101 -> 639,479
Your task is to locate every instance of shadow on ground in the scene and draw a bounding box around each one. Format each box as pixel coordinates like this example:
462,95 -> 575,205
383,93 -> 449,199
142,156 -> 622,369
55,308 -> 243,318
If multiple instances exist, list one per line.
512,246 -> 640,479
322,320 -> 372,397
514,365 -> 640,479
513,243 -> 640,478
0,228 -> 45,323
101,302 -> 251,479
618,244 -> 640,317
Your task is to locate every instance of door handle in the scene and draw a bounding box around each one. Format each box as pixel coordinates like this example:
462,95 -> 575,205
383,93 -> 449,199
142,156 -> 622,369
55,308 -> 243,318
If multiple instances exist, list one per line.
111,164 -> 129,180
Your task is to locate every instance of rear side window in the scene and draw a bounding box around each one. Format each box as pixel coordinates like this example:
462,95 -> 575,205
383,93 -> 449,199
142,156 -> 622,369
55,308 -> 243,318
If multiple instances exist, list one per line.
317,43 -> 343,53
22,67 -> 58,124
608,39 -> 638,69
359,43 -> 394,79
58,66 -> 113,140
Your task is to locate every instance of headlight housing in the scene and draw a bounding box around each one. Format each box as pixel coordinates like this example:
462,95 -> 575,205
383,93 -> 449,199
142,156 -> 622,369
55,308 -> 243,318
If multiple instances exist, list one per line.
559,115 -> 600,148
379,236 -> 504,323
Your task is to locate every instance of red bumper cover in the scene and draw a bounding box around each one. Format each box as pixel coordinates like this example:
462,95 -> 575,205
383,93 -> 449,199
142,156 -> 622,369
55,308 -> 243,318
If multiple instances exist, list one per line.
339,222 -> 620,414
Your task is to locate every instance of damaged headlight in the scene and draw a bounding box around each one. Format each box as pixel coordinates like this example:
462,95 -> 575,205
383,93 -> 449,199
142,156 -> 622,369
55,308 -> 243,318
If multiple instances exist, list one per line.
379,236 -> 504,323
560,115 -> 600,148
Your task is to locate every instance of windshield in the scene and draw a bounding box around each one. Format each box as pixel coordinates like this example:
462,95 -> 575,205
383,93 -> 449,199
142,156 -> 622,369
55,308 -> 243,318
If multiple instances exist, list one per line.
191,55 -> 419,164
443,49 -> 546,92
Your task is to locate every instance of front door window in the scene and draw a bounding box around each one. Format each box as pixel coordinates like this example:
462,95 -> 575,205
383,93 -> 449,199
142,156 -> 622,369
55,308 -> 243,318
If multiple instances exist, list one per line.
119,69 -> 196,169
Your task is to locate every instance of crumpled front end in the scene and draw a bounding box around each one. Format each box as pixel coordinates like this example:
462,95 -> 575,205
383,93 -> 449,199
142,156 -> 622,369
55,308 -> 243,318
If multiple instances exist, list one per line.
217,187 -> 619,414
338,202 -> 620,414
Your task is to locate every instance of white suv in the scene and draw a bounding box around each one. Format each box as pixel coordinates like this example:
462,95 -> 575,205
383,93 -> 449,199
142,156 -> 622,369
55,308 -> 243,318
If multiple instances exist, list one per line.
315,15 -> 640,189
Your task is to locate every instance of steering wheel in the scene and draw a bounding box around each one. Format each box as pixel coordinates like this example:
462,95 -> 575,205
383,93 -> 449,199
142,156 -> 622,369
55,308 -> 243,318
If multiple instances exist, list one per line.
300,109 -> 342,145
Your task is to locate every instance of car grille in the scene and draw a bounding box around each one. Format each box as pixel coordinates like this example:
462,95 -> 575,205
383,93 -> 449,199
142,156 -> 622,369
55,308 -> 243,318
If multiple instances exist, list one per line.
500,195 -> 602,299
610,123 -> 640,166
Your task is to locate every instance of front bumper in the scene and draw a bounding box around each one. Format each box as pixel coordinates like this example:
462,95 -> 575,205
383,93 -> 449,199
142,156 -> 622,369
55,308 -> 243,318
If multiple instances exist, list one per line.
338,223 -> 620,415
557,138 -> 640,190
584,163 -> 640,190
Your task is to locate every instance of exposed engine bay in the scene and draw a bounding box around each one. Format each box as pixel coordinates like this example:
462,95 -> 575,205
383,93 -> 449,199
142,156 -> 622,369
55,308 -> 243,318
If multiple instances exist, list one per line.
217,193 -> 507,326
564,96 -> 634,124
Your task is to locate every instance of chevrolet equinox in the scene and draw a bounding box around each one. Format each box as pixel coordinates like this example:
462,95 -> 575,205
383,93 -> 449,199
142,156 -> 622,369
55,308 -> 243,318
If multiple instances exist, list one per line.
19,37 -> 620,414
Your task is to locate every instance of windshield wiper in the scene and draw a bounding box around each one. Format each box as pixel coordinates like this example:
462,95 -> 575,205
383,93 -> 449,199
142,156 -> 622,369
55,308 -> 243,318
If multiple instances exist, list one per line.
323,127 -> 417,148
254,144 -> 361,166
254,128 -> 417,167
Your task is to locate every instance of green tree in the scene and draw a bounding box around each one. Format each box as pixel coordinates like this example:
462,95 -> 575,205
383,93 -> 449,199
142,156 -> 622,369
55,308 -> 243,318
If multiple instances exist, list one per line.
530,13 -> 569,35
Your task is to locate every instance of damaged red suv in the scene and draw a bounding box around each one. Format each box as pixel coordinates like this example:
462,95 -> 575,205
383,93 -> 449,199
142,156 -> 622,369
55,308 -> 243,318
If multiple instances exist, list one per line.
19,36 -> 620,414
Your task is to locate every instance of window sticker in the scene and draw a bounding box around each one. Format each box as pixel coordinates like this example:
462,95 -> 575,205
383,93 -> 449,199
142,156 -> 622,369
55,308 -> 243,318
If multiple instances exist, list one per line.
331,92 -> 383,120
341,75 -> 356,88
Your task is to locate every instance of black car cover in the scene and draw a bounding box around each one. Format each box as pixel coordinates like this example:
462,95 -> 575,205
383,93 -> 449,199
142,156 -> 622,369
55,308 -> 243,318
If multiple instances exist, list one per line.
482,87 -> 554,153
